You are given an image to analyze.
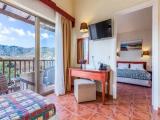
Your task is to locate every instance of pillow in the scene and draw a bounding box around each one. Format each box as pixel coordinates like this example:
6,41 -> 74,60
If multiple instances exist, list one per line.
118,63 -> 129,69
130,64 -> 144,70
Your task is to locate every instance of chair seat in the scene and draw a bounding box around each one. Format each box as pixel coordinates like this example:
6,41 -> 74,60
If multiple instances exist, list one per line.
74,79 -> 96,103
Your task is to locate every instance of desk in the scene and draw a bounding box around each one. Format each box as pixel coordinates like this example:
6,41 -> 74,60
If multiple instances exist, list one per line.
68,68 -> 111,104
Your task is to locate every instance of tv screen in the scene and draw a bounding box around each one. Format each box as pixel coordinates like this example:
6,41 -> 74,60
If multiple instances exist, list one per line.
89,19 -> 112,40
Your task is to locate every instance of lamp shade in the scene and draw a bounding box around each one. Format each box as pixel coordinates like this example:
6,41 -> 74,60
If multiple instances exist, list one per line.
80,22 -> 88,33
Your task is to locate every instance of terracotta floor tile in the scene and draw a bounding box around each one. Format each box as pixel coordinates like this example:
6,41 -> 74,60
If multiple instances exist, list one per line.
64,104 -> 95,119
132,111 -> 151,120
115,104 -> 131,116
113,112 -> 130,120
57,108 -> 73,120
80,103 -> 99,112
66,114 -> 85,120
75,108 -> 95,119
132,104 -> 151,113
46,83 -> 159,120
96,105 -> 114,118
89,113 -> 109,120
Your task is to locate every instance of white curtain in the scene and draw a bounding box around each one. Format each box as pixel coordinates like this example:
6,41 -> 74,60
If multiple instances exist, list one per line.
55,12 -> 65,96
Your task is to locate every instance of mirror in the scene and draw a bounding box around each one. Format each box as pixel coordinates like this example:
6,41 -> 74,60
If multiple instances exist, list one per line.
77,37 -> 89,64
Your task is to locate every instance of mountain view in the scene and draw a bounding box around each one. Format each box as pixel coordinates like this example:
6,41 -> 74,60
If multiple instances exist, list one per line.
0,44 -> 55,59
0,8 -> 55,84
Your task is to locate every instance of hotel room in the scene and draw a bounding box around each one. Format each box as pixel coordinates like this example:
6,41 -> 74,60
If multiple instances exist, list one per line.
117,7 -> 152,87
0,0 -> 159,120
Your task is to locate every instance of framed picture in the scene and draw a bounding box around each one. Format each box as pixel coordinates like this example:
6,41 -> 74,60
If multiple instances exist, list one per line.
120,40 -> 142,51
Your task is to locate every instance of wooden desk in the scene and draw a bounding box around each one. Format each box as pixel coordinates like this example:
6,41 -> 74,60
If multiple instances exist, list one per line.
68,68 -> 111,104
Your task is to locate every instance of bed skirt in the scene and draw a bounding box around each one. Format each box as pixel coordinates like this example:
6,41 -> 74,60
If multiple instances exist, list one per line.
117,77 -> 151,87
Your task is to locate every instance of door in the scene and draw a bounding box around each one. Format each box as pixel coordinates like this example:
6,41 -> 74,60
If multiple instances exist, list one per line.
35,18 -> 55,95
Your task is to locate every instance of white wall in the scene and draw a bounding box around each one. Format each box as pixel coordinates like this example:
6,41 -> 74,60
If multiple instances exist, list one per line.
73,0 -> 150,97
117,7 -> 152,33
87,40 -> 112,69
117,29 -> 152,70
85,39 -> 116,95
51,0 -> 74,16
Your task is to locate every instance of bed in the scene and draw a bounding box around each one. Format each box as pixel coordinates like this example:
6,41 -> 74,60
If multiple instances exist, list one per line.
117,61 -> 152,87
0,90 -> 56,120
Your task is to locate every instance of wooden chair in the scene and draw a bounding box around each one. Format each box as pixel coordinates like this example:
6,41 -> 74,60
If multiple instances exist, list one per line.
0,74 -> 8,95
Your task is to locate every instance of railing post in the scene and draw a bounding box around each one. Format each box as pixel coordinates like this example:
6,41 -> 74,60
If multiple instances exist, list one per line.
33,59 -> 35,71
20,61 -> 22,74
44,60 -> 45,70
8,61 -> 11,82
2,61 -> 5,75
14,61 -> 16,78
52,60 -> 53,67
50,60 -> 51,67
24,61 -> 26,72
29,61 -> 30,72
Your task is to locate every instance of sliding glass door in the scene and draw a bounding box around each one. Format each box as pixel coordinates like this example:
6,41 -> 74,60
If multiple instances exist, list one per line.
38,19 -> 55,94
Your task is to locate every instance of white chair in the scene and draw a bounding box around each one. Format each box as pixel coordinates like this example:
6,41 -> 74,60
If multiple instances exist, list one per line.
74,79 -> 96,103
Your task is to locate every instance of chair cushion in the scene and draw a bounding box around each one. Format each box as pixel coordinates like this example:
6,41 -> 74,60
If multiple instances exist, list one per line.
74,79 -> 96,103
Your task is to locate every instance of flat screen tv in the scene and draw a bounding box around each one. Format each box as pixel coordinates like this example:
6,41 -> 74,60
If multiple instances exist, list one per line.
89,19 -> 112,40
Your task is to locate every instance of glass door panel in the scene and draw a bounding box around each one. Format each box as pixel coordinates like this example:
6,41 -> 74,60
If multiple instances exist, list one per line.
39,20 -> 55,94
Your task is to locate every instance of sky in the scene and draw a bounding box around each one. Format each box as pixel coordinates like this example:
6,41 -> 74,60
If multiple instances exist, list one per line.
0,14 -> 55,48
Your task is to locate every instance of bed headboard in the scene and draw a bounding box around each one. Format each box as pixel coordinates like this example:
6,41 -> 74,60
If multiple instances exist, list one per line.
117,61 -> 147,70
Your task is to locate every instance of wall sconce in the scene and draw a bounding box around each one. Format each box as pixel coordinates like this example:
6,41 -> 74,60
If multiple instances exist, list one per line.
142,50 -> 150,57
80,22 -> 88,33
117,52 -> 120,57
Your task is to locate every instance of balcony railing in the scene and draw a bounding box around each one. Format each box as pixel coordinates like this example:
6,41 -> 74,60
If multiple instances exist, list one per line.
0,59 -> 55,81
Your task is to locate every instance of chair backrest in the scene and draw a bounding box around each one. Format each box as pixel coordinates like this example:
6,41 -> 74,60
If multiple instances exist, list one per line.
43,67 -> 55,85
0,74 -> 8,94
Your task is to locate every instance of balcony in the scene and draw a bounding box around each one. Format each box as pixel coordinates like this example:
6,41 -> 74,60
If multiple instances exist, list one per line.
0,58 -> 55,94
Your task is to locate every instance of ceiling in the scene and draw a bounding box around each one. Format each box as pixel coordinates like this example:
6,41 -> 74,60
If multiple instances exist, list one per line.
117,7 -> 152,34
0,2 -> 35,24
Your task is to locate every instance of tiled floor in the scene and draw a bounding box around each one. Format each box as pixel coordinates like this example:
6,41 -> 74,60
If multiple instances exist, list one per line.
47,83 -> 160,120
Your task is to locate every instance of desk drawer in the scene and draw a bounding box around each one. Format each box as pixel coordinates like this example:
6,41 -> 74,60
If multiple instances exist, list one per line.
71,70 -> 107,81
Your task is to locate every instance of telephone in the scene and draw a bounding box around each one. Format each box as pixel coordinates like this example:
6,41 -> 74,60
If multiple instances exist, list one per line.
99,63 -> 110,70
